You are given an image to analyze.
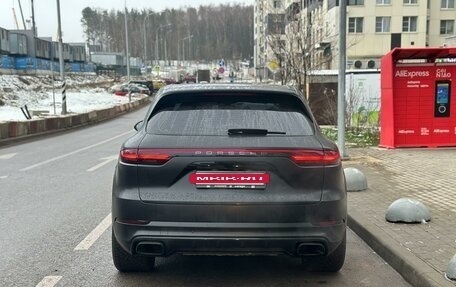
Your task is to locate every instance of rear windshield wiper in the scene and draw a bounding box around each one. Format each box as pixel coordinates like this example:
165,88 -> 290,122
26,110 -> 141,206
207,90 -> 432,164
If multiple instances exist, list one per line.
227,128 -> 286,136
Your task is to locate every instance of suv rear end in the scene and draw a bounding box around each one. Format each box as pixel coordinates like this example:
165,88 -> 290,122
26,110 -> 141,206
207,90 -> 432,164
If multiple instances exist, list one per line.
112,84 -> 347,272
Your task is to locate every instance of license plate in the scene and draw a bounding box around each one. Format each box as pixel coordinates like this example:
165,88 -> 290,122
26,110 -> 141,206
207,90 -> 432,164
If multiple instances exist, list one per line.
189,172 -> 270,189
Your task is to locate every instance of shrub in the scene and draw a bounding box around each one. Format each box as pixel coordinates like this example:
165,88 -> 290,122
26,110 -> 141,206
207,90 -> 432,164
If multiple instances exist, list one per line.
321,126 -> 379,147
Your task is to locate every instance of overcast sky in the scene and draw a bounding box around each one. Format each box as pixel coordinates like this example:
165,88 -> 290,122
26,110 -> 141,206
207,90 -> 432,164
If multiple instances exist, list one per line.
0,0 -> 254,42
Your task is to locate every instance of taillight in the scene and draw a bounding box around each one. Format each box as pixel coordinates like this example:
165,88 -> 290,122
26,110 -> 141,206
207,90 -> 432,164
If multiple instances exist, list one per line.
119,149 -> 138,163
290,150 -> 340,166
119,148 -> 340,166
120,149 -> 171,165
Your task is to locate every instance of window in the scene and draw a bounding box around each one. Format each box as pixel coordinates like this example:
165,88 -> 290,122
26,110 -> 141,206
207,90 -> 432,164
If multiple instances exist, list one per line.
404,0 -> 418,4
336,0 -> 364,5
348,17 -> 363,33
148,94 -> 314,136
440,20 -> 455,34
376,0 -> 391,4
376,17 -> 391,32
273,0 -> 281,8
348,0 -> 364,5
441,0 -> 455,8
403,16 -> 418,32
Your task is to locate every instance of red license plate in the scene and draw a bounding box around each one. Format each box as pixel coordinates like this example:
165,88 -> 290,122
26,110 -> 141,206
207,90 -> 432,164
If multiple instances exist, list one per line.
189,172 -> 270,189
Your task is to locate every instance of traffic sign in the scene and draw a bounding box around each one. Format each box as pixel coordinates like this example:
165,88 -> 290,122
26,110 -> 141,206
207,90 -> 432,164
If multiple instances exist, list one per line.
267,60 -> 279,73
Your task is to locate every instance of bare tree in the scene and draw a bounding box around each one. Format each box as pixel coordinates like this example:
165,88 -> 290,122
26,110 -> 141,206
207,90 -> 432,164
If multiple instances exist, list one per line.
80,4 -> 254,62
267,2 -> 336,97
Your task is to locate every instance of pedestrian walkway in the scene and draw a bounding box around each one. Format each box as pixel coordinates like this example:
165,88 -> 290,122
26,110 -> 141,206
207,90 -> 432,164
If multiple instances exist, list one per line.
344,147 -> 456,287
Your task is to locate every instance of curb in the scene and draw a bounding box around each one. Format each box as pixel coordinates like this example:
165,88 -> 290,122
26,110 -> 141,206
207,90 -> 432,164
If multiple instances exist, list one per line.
0,96 -> 151,147
348,209 -> 454,287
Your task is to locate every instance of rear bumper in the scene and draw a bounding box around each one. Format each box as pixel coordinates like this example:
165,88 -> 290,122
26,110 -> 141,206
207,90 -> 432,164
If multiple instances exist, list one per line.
113,220 -> 346,257
112,169 -> 347,258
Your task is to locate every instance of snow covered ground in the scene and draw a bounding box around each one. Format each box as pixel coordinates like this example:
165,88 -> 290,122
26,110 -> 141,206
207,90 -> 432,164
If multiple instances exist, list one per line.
0,74 -> 140,122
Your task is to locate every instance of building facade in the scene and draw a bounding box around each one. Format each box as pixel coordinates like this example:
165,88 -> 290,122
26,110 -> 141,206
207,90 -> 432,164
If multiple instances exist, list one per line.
254,0 -> 287,79
254,0 -> 456,73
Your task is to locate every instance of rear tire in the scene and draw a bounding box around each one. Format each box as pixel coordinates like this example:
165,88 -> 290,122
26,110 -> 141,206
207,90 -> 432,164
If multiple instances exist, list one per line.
112,231 -> 156,272
301,232 -> 346,272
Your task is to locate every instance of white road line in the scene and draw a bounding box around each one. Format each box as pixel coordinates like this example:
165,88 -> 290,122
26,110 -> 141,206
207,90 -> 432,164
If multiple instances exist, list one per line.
74,213 -> 112,251
0,153 -> 17,160
87,155 -> 118,172
0,175 -> 8,179
20,131 -> 131,172
35,276 -> 62,287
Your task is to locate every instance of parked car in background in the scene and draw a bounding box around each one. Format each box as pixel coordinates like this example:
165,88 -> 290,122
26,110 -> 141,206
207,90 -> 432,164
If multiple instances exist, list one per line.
113,90 -> 129,97
183,74 -> 196,83
128,84 -> 150,96
151,79 -> 166,91
112,83 -> 150,96
112,83 -> 347,273
161,77 -> 176,85
129,80 -> 154,94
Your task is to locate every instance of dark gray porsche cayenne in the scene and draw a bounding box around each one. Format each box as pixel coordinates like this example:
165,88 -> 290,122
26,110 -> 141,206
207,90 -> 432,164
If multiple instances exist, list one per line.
112,83 -> 347,272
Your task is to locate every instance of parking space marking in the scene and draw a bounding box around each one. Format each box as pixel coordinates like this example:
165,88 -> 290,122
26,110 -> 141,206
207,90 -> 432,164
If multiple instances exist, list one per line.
87,155 -> 118,172
20,131 -> 131,172
35,276 -> 62,287
74,213 -> 111,250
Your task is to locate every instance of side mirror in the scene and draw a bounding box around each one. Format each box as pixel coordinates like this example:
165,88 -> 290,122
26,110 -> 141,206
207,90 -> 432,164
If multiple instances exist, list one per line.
134,121 -> 143,131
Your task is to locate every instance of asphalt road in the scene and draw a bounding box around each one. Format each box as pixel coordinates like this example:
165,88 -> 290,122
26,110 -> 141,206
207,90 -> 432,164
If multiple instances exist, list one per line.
0,106 -> 411,287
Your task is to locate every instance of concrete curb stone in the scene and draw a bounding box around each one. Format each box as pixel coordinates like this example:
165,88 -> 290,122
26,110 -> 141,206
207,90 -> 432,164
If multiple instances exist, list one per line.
348,210 -> 454,287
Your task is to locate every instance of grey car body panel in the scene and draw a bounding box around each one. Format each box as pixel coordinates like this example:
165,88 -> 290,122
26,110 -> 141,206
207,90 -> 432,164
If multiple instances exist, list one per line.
112,83 -> 346,259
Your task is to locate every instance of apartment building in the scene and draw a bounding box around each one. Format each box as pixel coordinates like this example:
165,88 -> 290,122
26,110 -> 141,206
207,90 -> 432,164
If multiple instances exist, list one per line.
340,0 -> 455,69
254,0 -> 456,72
254,0 -> 287,78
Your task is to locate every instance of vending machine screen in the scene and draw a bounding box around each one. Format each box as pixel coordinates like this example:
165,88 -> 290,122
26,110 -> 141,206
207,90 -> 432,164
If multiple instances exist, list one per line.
435,81 -> 451,117
437,83 -> 449,104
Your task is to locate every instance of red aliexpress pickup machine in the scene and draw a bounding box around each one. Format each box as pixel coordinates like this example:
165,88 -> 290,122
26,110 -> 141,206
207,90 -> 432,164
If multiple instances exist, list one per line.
380,47 -> 456,148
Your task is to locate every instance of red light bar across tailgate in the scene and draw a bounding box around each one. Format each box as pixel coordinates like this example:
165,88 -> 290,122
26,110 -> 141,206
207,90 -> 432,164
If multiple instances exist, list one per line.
120,148 -> 340,166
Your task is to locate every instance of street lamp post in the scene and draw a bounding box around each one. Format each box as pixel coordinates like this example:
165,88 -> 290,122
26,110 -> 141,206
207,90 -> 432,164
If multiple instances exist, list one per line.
177,36 -> 180,63
163,26 -> 173,66
337,0 -> 347,158
182,35 -> 193,66
124,0 -> 130,83
31,0 -> 36,36
179,38 -> 184,64
143,12 -> 154,65
56,0 -> 66,114
182,38 -> 186,63
164,35 -> 168,65
155,30 -> 159,65
155,23 -> 171,65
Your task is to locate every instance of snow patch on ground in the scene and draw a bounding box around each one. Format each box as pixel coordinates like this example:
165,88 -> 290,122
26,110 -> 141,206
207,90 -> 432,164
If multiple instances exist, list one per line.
0,74 -> 141,122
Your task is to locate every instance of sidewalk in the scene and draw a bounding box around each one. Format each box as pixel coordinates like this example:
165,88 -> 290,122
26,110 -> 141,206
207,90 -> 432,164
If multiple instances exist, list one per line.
344,147 -> 456,287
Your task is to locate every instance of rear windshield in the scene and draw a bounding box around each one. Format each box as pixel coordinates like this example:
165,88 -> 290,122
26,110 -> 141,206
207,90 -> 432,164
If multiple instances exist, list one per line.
147,93 -> 314,136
